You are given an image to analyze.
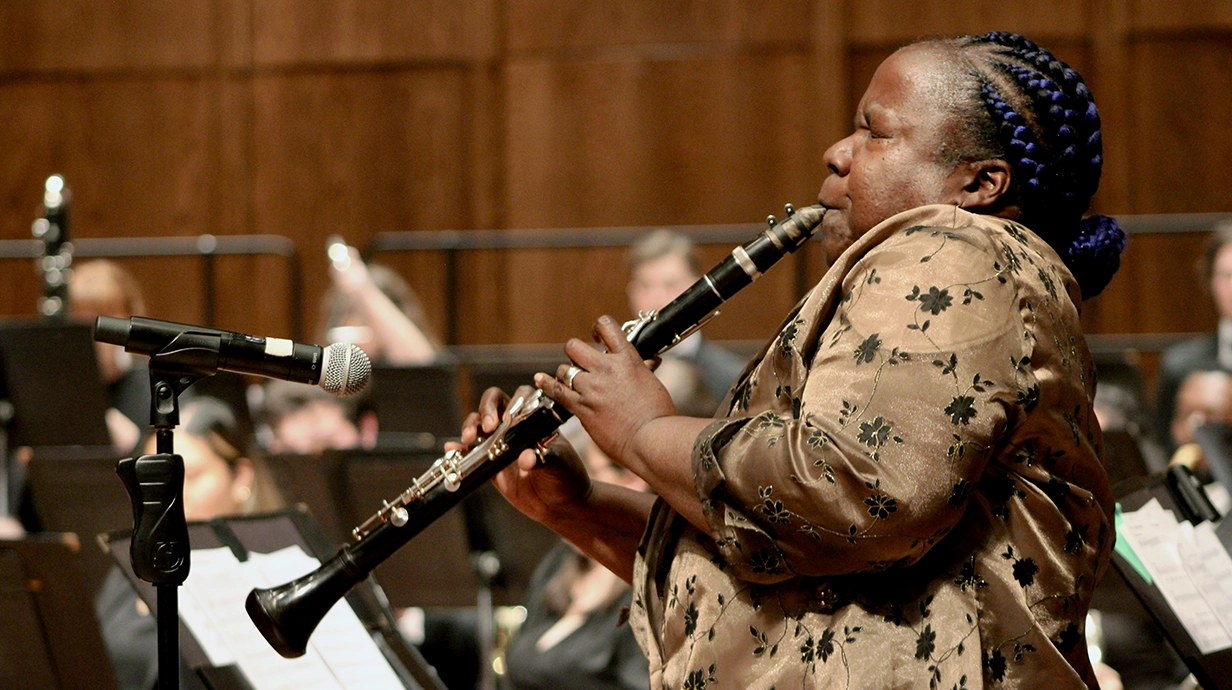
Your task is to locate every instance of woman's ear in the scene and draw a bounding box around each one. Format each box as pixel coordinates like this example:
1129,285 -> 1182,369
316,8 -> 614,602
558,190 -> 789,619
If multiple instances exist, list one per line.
950,159 -> 1014,214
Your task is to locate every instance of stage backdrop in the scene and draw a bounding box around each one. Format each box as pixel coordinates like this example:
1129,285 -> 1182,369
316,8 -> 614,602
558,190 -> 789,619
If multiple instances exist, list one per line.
0,1 -> 1229,361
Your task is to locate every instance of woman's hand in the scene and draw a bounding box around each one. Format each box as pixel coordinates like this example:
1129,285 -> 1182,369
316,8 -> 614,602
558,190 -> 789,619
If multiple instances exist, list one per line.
535,315 -> 677,466
447,386 -> 592,525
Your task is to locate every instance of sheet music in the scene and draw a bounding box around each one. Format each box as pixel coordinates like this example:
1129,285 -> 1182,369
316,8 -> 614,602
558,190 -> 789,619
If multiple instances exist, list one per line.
177,545 -> 404,690
1118,499 -> 1232,653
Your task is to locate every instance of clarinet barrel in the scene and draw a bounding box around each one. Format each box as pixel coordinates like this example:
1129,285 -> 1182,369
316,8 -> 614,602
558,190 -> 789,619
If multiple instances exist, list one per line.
246,203 -> 826,658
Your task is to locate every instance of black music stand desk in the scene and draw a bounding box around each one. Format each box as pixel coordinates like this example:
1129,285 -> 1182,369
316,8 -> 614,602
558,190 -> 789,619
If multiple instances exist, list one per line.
0,533 -> 118,690
102,508 -> 445,690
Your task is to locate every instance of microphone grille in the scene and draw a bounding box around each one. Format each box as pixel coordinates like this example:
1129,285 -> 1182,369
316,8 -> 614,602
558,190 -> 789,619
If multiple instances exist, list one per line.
320,343 -> 371,396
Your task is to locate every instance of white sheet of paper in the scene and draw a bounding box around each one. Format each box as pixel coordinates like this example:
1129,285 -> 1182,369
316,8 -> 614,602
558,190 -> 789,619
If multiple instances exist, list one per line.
1118,499 -> 1232,653
180,547 -> 342,690
248,547 -> 406,690
174,545 -> 404,690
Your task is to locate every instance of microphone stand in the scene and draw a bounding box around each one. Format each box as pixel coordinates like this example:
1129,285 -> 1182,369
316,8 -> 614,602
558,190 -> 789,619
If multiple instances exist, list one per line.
116,348 -> 214,690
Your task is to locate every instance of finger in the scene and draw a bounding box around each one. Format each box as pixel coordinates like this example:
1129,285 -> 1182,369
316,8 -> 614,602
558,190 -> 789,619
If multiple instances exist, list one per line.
646,355 -> 662,371
592,315 -> 636,357
516,448 -> 539,472
562,337 -> 603,372
458,411 -> 482,445
535,371 -> 580,407
477,387 -> 511,432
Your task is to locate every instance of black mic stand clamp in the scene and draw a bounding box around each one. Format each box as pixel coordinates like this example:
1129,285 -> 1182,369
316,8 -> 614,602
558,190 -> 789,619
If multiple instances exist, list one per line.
116,348 -> 216,690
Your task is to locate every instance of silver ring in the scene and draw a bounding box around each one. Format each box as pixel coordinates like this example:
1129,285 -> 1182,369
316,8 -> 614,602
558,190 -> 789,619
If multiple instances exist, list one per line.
564,365 -> 583,390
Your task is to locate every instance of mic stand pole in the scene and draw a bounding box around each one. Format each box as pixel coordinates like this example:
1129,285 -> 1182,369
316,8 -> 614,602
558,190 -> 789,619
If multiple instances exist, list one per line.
472,551 -> 500,690
0,399 -> 12,518
117,362 -> 206,690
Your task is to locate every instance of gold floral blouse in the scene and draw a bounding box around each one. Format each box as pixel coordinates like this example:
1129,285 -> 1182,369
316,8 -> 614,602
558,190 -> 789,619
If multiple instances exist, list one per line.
629,205 -> 1114,689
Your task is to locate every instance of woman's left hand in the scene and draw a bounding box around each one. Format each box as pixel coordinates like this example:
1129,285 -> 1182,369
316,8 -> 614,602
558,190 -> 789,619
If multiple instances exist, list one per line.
535,315 -> 677,466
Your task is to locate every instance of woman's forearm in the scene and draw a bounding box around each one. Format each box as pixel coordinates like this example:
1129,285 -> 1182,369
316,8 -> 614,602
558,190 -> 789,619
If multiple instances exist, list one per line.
540,481 -> 658,583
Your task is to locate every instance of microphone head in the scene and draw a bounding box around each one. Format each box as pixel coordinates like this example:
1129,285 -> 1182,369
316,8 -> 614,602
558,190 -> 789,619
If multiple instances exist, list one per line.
319,343 -> 371,396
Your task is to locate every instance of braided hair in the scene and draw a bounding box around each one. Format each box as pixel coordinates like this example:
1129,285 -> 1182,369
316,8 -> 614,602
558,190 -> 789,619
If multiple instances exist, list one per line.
927,32 -> 1126,298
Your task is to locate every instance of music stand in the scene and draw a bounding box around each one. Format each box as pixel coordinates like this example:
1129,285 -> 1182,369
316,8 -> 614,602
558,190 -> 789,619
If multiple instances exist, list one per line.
0,533 -> 119,690
0,318 -> 111,448
460,348 -> 562,410
25,446 -> 130,597
0,319 -> 112,514
366,363 -> 464,449
1112,469 -> 1232,688
102,508 -> 446,690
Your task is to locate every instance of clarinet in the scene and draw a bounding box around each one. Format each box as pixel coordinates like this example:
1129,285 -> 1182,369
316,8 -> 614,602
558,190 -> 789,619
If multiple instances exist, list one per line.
32,174 -> 72,319
246,203 -> 827,658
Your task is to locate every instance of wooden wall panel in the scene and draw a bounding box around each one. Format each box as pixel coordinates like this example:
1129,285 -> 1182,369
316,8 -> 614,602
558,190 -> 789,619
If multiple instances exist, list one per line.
504,0 -> 812,52
504,53 -> 819,228
0,0 -> 1231,352
0,78 -> 245,241
1082,233 -> 1215,336
845,0 -> 1088,47
251,0 -> 493,64
1125,37 -> 1232,214
0,0 -> 235,72
249,69 -> 471,337
1130,0 -> 1232,32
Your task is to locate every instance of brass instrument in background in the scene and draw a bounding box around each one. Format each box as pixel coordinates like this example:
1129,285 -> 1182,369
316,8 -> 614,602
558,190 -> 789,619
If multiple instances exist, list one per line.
246,203 -> 828,658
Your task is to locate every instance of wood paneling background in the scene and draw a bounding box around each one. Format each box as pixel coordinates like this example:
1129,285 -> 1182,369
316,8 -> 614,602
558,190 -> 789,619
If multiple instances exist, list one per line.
1,1 -> 1229,354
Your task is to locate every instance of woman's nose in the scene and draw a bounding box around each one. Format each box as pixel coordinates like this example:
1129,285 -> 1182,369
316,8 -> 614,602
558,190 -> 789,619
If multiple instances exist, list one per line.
823,135 -> 853,176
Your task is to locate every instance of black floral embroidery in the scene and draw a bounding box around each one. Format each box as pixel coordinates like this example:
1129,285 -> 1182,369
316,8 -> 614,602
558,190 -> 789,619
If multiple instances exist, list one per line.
854,333 -> 881,364
934,353 -> 958,377
983,474 -> 1024,520
858,416 -> 892,448
949,479 -> 971,508
1064,526 -> 1086,554
1037,266 -> 1058,300
954,558 -> 987,591
684,601 -> 700,638
919,287 -> 953,315
1012,557 -> 1040,587
1004,222 -> 1028,245
1054,622 -> 1082,653
865,493 -> 898,520
985,648 -> 1007,682
749,549 -> 786,575
683,665 -> 716,690
759,486 -> 792,525
1015,384 -> 1040,412
817,628 -> 836,662
945,395 -> 977,425
915,624 -> 936,660
778,317 -> 805,356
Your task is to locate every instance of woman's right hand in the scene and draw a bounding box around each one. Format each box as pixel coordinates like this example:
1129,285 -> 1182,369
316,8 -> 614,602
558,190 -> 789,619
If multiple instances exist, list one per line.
446,385 -> 593,525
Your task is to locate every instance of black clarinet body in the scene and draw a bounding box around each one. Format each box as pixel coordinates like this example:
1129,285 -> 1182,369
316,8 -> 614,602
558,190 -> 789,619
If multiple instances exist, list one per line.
246,203 -> 826,658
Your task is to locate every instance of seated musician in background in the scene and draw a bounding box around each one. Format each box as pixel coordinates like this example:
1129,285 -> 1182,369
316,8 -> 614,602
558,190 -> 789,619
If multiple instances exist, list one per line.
68,258 -> 150,453
94,397 -> 284,690
1154,221 -> 1232,454
1167,369 -> 1232,510
255,379 -> 376,456
627,229 -> 745,408
320,240 -> 441,365
465,32 -> 1125,688
504,422 -> 649,690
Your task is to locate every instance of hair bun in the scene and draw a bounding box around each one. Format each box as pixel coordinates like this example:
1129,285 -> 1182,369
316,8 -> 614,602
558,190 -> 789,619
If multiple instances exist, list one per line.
1065,215 -> 1125,298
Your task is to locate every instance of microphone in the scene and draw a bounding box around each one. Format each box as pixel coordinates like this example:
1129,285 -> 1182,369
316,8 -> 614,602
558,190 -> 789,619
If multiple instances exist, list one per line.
94,316 -> 371,396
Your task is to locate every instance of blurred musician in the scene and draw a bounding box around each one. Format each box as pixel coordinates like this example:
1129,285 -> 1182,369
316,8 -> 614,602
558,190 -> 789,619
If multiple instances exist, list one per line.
68,259 -> 150,453
94,397 -> 283,690
320,239 -> 440,365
